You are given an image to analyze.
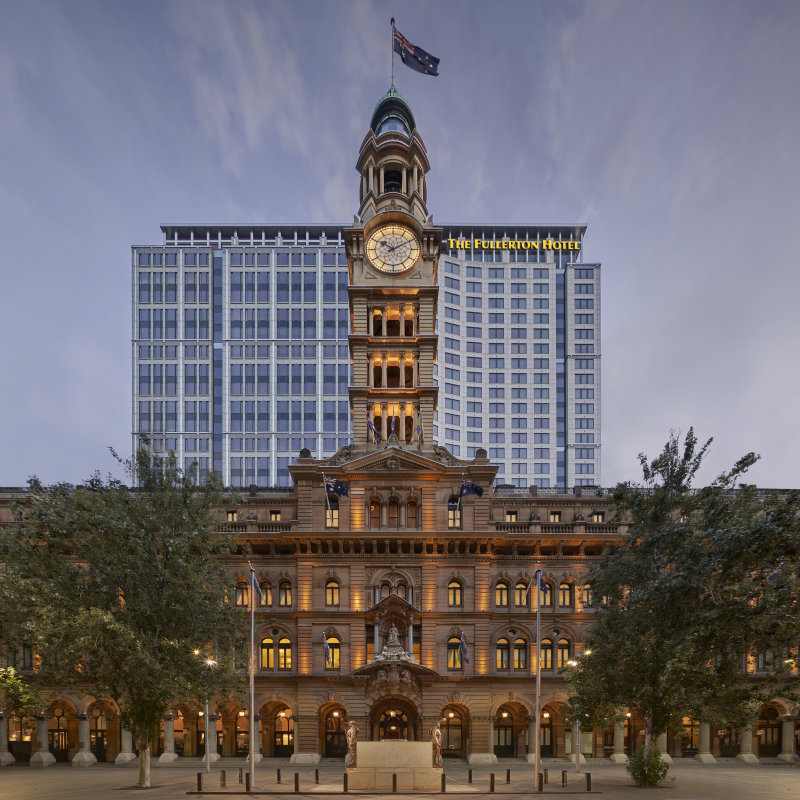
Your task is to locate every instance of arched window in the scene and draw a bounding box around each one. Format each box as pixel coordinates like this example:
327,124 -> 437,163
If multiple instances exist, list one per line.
513,638 -> 527,669
539,638 -> 553,670
495,581 -> 509,607
442,709 -> 463,756
582,584 -> 593,606
448,580 -> 463,607
559,582 -> 573,608
515,581 -> 528,607
448,497 -> 461,528
325,579 -> 340,607
259,583 -> 272,607
326,496 -> 339,529
260,637 -> 274,669
370,500 -> 381,529
540,582 -> 553,607
407,500 -> 419,529
278,638 -> 292,669
396,583 -> 407,599
496,637 -> 510,669
447,636 -> 463,670
557,638 -> 571,669
279,581 -> 292,607
388,501 -> 399,528
325,636 -> 340,669
234,584 -> 248,607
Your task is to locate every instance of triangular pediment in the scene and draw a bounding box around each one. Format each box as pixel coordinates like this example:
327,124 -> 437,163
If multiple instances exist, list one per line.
322,445 -> 452,474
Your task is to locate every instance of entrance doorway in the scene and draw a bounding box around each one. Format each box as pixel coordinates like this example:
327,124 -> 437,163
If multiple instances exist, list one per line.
369,697 -> 419,742
324,710 -> 347,757
379,710 -> 408,740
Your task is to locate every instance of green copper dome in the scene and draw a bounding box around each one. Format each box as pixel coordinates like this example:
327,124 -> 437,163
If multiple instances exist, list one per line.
370,85 -> 415,137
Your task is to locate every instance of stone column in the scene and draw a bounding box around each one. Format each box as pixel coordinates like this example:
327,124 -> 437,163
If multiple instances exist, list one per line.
381,308 -> 387,337
655,732 -> 672,763
379,165 -> 384,195
696,722 -> 716,763
208,716 -> 220,763
778,717 -> 799,762
30,716 -> 56,767
736,723 -> 758,763
367,306 -> 373,335
401,169 -> 407,195
526,717 -> 536,763
407,620 -> 414,657
399,304 -> 406,336
373,625 -> 380,657
381,405 -> 387,440
381,354 -> 387,388
159,714 -> 178,762
0,715 -> 15,766
368,357 -> 373,387
253,715 -> 263,763
71,715 -> 97,767
610,720 -> 626,762
115,729 -> 136,764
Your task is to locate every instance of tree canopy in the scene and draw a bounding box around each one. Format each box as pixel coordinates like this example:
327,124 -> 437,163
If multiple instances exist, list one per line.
566,429 -> 800,784
0,449 -> 244,786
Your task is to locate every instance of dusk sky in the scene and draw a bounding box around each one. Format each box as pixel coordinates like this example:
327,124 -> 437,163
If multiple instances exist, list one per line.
2,0 -> 798,488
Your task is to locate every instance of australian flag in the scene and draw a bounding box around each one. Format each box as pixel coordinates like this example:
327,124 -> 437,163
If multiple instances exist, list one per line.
460,477 -> 483,498
459,632 -> 469,665
324,474 -> 350,497
415,416 -> 424,446
530,567 -> 547,594
323,633 -> 331,665
393,25 -> 440,76
366,410 -> 383,445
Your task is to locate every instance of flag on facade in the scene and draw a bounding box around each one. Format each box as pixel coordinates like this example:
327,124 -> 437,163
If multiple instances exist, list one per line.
391,415 -> 396,437
460,477 -> 483,498
324,474 -> 350,497
366,410 -> 383,444
415,416 -> 424,445
392,25 -> 440,76
249,566 -> 262,605
323,633 -> 331,665
529,567 -> 547,597
459,632 -> 469,665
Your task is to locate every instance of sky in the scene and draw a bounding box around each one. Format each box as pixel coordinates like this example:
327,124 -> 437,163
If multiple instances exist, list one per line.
1,0 -> 798,489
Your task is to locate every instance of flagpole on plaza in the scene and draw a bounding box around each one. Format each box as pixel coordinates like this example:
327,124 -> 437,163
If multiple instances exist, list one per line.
533,564 -> 543,782
248,562 -> 257,789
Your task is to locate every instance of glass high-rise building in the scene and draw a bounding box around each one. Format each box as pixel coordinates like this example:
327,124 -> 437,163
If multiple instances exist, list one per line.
132,222 -> 600,489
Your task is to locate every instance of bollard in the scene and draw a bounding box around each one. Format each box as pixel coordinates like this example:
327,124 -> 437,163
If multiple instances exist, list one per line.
220,769 -> 226,788
441,773 -> 446,792
537,772 -> 543,793
506,768 -> 511,783
561,770 -> 567,788
343,772 -> 348,793
239,768 -> 244,784
295,772 -> 300,793
468,768 -> 473,784
197,772 -> 203,792
245,772 -> 251,792
393,773 -> 397,792
490,773 -> 495,793
544,768 -> 549,784
315,768 -> 319,784
277,767 -> 282,784
585,772 -> 591,792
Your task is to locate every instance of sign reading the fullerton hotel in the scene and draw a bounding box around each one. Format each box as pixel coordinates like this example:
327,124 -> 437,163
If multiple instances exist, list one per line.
447,237 -> 581,251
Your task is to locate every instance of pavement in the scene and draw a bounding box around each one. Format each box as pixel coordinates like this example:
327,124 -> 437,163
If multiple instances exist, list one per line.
0,759 -> 798,800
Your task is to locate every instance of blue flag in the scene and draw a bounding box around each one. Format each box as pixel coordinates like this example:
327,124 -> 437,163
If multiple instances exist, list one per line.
415,416 -> 424,445
530,568 -> 547,595
460,477 -> 483,498
323,634 -> 331,665
366,410 -> 383,444
393,25 -> 440,76
324,474 -> 350,497
459,632 -> 469,665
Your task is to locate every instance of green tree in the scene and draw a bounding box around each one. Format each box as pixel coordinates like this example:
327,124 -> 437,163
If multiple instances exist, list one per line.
566,429 -> 800,785
0,449 -> 243,787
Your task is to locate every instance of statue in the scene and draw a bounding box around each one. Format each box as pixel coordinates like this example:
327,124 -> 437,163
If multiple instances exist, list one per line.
387,624 -> 400,645
431,720 -> 443,767
346,719 -> 358,768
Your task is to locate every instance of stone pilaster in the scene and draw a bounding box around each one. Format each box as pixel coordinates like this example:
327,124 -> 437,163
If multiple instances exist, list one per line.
30,717 -> 56,767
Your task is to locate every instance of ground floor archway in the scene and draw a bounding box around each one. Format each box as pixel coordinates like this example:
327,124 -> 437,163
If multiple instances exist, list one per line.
369,696 -> 419,742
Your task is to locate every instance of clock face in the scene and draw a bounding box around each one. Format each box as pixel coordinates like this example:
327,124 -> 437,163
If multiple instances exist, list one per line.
366,224 -> 420,273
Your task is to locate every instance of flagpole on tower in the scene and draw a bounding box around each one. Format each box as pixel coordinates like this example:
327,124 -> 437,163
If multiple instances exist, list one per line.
390,18 -> 395,86
247,561 -> 257,790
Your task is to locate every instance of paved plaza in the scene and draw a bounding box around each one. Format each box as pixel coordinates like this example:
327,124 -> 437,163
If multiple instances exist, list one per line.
0,760 -> 798,800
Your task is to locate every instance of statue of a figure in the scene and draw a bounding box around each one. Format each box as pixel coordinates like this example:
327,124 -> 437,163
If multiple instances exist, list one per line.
431,720 -> 443,767
387,624 -> 400,645
346,719 -> 358,768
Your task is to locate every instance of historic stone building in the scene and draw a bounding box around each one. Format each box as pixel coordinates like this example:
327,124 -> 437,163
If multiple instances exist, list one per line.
1,88 -> 798,767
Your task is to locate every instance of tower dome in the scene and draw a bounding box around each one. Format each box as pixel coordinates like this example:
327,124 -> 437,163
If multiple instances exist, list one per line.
370,86 -> 416,138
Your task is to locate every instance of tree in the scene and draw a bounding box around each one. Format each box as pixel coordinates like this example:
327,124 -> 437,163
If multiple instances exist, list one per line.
0,449 -> 243,787
565,429 -> 800,785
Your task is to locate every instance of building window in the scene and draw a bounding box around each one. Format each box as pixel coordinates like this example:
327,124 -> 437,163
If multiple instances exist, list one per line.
270,510 -> 281,522
259,583 -> 272,607
559,582 -> 573,608
448,580 -> 463,607
448,497 -> 461,528
325,579 -> 340,607
505,510 -> 518,522
590,511 -> 604,523
227,510 -> 238,522
515,581 -> 528,607
325,636 -> 341,670
260,637 -> 274,669
447,637 -> 463,670
496,638 -> 510,669
279,581 -> 292,607
370,501 -> 381,529
582,584 -> 593,606
495,581 -> 509,607
326,497 -> 339,528
407,500 -> 419,529
541,582 -> 553,607
234,585 -> 248,607
513,638 -> 527,669
381,583 -> 390,599
557,638 -> 571,669
549,511 -> 561,523
278,638 -> 292,669
388,501 -> 399,528
540,639 -> 553,670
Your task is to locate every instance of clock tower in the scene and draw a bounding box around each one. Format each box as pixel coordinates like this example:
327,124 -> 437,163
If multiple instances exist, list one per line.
344,86 -> 441,453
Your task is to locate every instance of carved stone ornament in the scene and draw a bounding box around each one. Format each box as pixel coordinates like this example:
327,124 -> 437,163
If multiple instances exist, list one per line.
385,456 -> 400,471
328,445 -> 355,465
365,664 -> 421,705
432,445 -> 457,466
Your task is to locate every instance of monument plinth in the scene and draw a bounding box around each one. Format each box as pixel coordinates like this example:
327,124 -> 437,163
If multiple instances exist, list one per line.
346,741 -> 442,790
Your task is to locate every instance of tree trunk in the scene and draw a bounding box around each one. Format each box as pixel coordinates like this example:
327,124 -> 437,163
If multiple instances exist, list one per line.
642,719 -> 655,763
136,733 -> 151,788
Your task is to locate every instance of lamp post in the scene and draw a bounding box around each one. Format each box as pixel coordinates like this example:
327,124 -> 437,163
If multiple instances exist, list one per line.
194,649 -> 217,774
527,565 -> 544,782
